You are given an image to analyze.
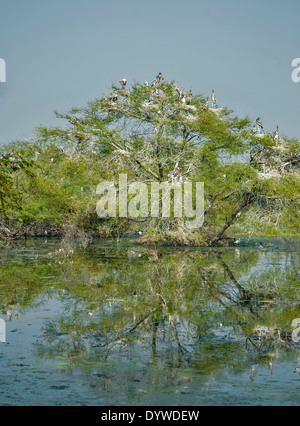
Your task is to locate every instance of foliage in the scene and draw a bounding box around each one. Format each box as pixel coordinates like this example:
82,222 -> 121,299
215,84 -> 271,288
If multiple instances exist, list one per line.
0,147 -> 35,221
1,76 -> 299,243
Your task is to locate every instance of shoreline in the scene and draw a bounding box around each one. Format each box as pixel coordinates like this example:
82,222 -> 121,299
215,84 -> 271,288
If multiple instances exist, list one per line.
0,221 -> 299,249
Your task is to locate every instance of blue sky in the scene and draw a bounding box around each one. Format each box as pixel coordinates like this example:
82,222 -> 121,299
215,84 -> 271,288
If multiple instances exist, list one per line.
0,0 -> 299,145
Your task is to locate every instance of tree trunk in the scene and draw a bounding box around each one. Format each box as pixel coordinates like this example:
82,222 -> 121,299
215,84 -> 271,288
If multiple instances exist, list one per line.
211,193 -> 252,244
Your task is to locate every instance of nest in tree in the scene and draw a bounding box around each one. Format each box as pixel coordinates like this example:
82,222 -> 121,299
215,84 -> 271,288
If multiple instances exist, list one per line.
118,89 -> 130,97
101,100 -> 119,112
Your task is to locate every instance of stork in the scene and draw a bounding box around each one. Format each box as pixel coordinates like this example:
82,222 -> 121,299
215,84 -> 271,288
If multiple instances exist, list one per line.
119,78 -> 127,89
256,117 -> 264,133
274,125 -> 279,142
176,88 -> 186,103
211,90 -> 216,109
157,72 -> 162,83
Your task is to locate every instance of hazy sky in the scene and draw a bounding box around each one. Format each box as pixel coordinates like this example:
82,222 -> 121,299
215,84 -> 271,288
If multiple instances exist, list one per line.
0,0 -> 299,145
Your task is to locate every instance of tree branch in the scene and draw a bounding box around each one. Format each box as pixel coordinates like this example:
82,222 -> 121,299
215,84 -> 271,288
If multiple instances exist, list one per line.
211,193 -> 252,244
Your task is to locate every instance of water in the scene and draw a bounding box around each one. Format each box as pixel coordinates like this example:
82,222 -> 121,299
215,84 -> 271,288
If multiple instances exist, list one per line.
0,238 -> 299,406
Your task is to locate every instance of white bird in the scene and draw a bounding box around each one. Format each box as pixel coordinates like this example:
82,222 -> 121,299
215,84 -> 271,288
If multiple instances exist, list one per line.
176,88 -> 183,101
204,97 -> 209,109
234,238 -> 241,246
119,78 -> 127,89
211,90 -> 216,108
256,117 -> 264,133
274,125 -> 279,142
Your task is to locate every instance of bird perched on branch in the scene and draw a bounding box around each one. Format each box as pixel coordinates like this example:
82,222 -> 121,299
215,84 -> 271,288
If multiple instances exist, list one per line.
274,125 -> 279,142
181,94 -> 187,105
256,117 -> 264,133
187,90 -> 192,104
119,79 -> 127,89
211,90 -> 216,108
176,88 -> 183,101
151,73 -> 163,86
203,97 -> 209,109
252,125 -> 258,134
112,92 -> 118,103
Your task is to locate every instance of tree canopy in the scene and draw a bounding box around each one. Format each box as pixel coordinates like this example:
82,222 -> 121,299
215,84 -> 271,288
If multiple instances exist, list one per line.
1,75 -> 299,244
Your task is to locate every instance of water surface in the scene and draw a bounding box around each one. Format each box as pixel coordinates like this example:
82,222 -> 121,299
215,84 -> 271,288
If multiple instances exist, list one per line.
0,238 -> 299,406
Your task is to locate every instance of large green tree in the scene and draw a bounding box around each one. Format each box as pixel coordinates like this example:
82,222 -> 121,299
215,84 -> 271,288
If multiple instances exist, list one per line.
3,76 -> 300,243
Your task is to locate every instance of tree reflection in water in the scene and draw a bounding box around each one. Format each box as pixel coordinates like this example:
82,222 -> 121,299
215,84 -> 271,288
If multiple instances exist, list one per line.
1,240 -> 300,389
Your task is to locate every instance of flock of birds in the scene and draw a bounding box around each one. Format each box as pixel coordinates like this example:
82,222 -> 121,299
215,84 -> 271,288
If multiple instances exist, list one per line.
254,117 -> 280,142
106,73 -> 281,140
105,73 -> 219,110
